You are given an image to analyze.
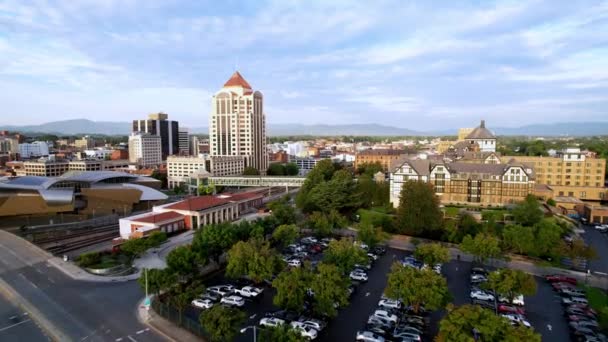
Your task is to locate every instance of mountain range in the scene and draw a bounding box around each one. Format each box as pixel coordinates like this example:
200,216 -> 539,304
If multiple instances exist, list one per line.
1,119 -> 608,137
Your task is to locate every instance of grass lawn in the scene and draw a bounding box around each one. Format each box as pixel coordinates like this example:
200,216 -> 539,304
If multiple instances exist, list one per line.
584,286 -> 608,329
443,207 -> 461,217
358,208 -> 390,225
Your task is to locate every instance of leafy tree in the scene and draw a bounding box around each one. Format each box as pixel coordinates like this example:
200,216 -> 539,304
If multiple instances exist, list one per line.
166,245 -> 197,277
502,224 -> 535,255
226,239 -> 280,283
512,195 -> 543,227
272,266 -> 313,313
460,233 -> 502,263
357,223 -> 384,249
120,238 -> 149,257
483,269 -> 537,302
414,243 -> 450,266
308,169 -> 359,213
385,264 -> 450,313
170,288 -> 196,324
356,174 -> 375,208
296,159 -> 335,212
243,166 -> 260,175
77,252 -> 101,267
457,213 -> 482,240
396,180 -> 443,237
437,304 -> 541,342
272,224 -> 299,248
268,197 -> 296,226
533,219 -> 563,258
356,161 -> 383,177
308,210 -> 346,237
192,223 -> 237,263
259,325 -> 308,342
199,305 -> 246,342
146,231 -> 168,248
137,268 -> 177,299
285,162 -> 299,176
547,198 -> 556,206
267,163 -> 287,176
559,238 -> 597,263
310,263 -> 350,318
198,183 -> 215,195
173,183 -> 186,195
324,238 -> 369,275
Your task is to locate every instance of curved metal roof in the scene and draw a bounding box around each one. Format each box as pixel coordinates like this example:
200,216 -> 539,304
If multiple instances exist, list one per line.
58,171 -> 137,184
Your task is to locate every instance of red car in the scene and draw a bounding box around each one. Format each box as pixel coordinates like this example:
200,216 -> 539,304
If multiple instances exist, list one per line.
498,304 -> 525,315
545,275 -> 577,285
552,282 -> 576,291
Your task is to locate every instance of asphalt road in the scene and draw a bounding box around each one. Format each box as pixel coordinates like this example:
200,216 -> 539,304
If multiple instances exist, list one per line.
0,294 -> 50,342
0,232 -> 165,342
188,247 -> 573,342
581,225 -> 608,274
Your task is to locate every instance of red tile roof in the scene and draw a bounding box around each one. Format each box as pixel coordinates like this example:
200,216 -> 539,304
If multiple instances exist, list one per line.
166,196 -> 230,211
222,191 -> 264,202
223,71 -> 252,89
133,211 -> 183,224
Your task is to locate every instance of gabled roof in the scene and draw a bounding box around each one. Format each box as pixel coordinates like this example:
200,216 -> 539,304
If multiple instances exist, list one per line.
223,71 -> 252,89
466,120 -> 496,140
166,196 -> 231,211
131,211 -> 184,224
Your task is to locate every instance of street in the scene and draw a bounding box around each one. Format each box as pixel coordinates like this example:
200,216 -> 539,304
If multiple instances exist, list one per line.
0,294 -> 49,342
0,231 -> 164,342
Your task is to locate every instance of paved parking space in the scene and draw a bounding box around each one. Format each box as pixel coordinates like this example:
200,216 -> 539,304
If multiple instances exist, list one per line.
581,225 -> 608,274
185,247 -> 571,341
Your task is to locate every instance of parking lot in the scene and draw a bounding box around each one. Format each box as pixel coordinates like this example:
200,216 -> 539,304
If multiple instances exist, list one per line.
184,241 -> 573,341
581,224 -> 608,274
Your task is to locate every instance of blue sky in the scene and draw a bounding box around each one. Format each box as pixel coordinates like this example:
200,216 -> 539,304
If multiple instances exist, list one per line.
1,0 -> 607,130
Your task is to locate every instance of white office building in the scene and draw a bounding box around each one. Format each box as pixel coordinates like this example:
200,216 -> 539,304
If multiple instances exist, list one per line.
178,127 -> 190,155
128,133 -> 162,167
19,141 -> 50,158
167,156 -> 208,189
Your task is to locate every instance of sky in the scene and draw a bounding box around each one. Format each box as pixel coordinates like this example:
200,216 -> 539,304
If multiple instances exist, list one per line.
1,0 -> 607,130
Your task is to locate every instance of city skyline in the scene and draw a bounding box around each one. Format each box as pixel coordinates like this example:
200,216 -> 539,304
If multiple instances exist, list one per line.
1,0 -> 607,130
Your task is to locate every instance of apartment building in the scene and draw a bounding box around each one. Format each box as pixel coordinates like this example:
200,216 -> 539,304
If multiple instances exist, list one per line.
23,159 -> 69,177
68,160 -> 103,172
289,156 -> 322,176
389,155 -> 535,207
178,127 -> 189,155
74,136 -> 95,150
132,112 -> 179,159
19,141 -> 50,158
209,155 -> 245,177
167,156 -> 208,189
209,71 -> 268,174
128,133 -> 162,168
355,149 -> 407,171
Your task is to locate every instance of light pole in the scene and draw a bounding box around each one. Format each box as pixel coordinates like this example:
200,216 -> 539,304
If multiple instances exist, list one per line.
240,326 -> 256,342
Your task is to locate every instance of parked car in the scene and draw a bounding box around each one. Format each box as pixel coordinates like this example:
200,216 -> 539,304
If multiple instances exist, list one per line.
365,324 -> 392,338
373,310 -> 398,324
472,298 -> 496,309
288,259 -> 302,268
567,306 -> 597,318
220,295 -> 245,307
265,310 -> 300,322
301,236 -> 318,245
260,317 -> 286,328
200,291 -> 221,302
297,318 -> 326,332
350,271 -> 369,282
570,325 -> 598,339
553,282 -> 577,291
470,290 -> 495,302
393,325 -> 423,336
368,253 -> 379,261
234,286 -> 263,298
191,298 -> 214,309
471,267 -> 488,276
355,263 -> 372,270
392,331 -> 422,342
207,285 -> 235,296
498,304 -> 525,315
290,321 -> 318,340
498,294 -> 525,306
545,274 -> 577,285
373,246 -> 387,255
356,331 -> 386,342
563,296 -> 589,306
560,288 -> 586,297
594,225 -> 608,232
501,314 -> 532,328
570,320 -> 600,331
378,299 -> 402,310
470,274 -> 488,282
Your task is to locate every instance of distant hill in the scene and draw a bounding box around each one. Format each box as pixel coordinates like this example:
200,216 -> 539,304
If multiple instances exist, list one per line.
2,119 -> 608,137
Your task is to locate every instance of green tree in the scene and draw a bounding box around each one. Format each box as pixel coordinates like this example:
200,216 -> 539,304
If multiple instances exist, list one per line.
512,195 -> 543,227
533,219 -> 563,258
457,213 -> 482,240
267,163 -> 287,176
356,161 -> 383,177
166,245 -> 197,277
356,174 -> 375,208
483,269 -> 537,302
268,197 -> 296,226
324,238 -> 369,275
296,159 -> 335,212
272,224 -> 299,248
414,243 -> 450,266
385,264 -> 450,313
559,238 -> 597,263
502,224 -> 535,255
308,169 -> 359,213
173,183 -> 186,195
396,180 -> 443,237
198,183 -> 215,195
272,266 -> 313,313
170,288 -> 196,324
226,239 -> 280,283
285,163 -> 299,176
460,233 -> 502,263
77,252 -> 101,267
310,263 -> 350,318
308,210 -> 346,237
146,231 -> 168,248
192,222 -> 237,263
437,304 -> 541,342
199,305 -> 246,342
357,223 -> 384,249
243,166 -> 260,175
137,268 -> 177,298
120,238 -> 148,257
258,325 -> 308,342
547,198 -> 556,206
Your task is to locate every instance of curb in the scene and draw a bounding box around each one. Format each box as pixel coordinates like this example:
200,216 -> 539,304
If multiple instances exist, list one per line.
135,298 -> 177,342
0,278 -> 70,342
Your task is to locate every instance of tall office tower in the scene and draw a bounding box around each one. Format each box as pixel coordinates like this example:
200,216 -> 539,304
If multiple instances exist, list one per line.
209,71 -> 268,174
178,127 -> 190,155
132,112 -> 179,160
128,133 -> 162,167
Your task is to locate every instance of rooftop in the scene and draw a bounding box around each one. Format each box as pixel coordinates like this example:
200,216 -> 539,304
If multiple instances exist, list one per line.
223,71 -> 252,89
358,149 -> 407,156
166,196 -> 230,211
131,211 -> 183,224
466,120 -> 496,140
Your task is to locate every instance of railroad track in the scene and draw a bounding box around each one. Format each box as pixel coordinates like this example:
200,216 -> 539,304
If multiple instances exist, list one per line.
33,225 -> 118,244
46,232 -> 119,255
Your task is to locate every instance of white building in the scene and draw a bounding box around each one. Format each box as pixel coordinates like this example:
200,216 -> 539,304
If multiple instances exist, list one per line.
167,156 -> 208,189
19,141 -> 50,158
464,120 -> 496,153
287,142 -> 307,157
84,148 -> 113,160
210,71 -> 268,174
128,133 -> 162,167
178,127 -> 189,155
290,157 -> 322,176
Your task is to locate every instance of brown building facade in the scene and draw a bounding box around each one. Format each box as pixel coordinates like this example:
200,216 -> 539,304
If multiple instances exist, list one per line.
355,149 -> 407,172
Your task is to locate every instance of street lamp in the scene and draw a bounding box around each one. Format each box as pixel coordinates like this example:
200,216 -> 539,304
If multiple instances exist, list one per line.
240,326 -> 257,342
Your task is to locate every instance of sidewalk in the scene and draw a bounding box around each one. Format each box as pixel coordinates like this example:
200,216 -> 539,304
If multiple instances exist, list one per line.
48,257 -> 141,282
136,298 -> 202,342
387,234 -> 608,289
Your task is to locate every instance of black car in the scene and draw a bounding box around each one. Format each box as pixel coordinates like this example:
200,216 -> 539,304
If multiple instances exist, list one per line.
373,246 -> 387,255
471,298 -> 496,309
471,267 -> 488,276
365,323 -> 392,338
264,310 -> 300,322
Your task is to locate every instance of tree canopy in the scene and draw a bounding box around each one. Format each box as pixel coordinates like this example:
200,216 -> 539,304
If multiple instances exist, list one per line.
310,263 -> 350,318
502,224 -> 535,255
414,243 -> 450,266
272,266 -> 313,313
268,197 -> 296,226
357,223 -> 384,249
460,233 -> 502,263
396,180 -> 443,237
384,263 -> 450,313
483,269 -> 537,301
323,238 -> 368,275
259,325 -> 308,342
512,195 -> 543,227
226,239 -> 281,283
308,210 -> 346,237
437,304 -> 541,342
199,305 -> 246,342
272,224 -> 299,248
166,245 -> 198,277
